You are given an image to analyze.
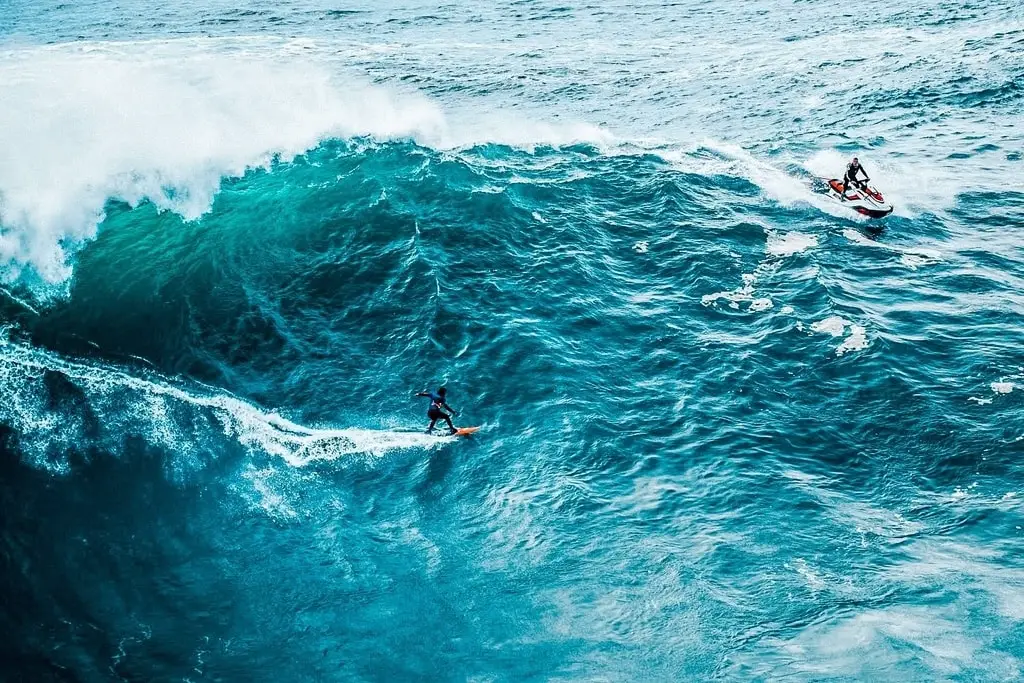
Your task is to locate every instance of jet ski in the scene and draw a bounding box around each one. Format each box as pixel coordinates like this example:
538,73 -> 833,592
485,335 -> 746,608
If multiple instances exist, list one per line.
824,178 -> 893,218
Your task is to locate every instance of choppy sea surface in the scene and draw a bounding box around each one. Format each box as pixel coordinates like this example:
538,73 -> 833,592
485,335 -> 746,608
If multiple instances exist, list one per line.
1,1 -> 1023,680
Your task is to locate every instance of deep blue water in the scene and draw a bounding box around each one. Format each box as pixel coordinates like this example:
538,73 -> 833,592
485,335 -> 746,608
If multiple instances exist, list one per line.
1,1 -> 1023,680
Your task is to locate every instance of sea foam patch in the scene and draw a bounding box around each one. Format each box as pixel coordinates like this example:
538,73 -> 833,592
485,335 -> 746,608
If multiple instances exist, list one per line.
811,315 -> 869,356
767,231 -> 818,257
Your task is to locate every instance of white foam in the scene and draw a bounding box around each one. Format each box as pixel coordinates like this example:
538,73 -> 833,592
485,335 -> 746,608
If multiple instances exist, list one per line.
837,324 -> 869,356
767,231 -> 818,257
0,332 -> 444,472
991,382 -> 1015,395
702,229 -> 802,314
773,604 -> 1019,679
811,316 -> 869,356
243,467 -> 300,520
702,273 -> 761,312
811,315 -> 847,338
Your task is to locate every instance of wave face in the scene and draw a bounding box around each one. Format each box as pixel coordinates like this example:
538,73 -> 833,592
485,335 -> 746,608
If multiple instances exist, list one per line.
2,2 -> 1023,681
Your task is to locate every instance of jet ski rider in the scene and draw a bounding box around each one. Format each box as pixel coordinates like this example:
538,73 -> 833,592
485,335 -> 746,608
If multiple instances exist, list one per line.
841,157 -> 870,194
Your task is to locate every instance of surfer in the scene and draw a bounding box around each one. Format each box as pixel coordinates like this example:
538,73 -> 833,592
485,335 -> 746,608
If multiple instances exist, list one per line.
416,387 -> 458,435
840,157 -> 870,194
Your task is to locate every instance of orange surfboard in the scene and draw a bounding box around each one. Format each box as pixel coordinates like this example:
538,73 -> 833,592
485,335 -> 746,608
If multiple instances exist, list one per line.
453,427 -> 480,436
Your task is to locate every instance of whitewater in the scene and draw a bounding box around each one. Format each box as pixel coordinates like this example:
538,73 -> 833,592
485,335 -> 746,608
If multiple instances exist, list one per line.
1,0 -> 1022,680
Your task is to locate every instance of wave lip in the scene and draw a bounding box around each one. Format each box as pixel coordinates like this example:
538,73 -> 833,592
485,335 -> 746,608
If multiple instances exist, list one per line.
0,38 -> 621,287
0,39 -> 446,286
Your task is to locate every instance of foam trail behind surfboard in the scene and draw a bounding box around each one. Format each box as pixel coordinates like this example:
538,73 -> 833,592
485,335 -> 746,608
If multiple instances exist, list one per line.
0,331 -> 443,473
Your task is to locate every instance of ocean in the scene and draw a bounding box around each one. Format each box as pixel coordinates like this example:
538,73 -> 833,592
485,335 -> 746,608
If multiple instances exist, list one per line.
1,0 -> 1022,680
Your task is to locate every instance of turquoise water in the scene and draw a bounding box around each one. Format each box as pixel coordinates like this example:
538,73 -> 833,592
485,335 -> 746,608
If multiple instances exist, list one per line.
1,1 -> 1023,680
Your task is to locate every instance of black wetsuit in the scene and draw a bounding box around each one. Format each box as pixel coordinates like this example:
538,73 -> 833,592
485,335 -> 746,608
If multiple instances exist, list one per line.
842,162 -> 869,193
419,391 -> 456,433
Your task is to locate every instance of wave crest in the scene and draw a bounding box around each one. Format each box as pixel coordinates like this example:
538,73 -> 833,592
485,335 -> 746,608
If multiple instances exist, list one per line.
0,38 -> 613,288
